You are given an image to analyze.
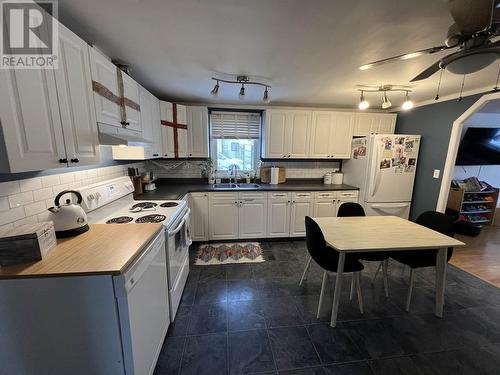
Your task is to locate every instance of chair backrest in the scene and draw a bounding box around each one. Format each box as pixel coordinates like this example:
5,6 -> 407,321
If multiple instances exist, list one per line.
416,211 -> 455,260
305,216 -> 339,269
337,202 -> 365,217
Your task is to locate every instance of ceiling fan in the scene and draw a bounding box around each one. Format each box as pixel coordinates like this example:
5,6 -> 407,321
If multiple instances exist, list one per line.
359,0 -> 500,82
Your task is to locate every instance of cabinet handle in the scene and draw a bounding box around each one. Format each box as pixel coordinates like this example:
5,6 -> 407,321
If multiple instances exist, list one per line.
153,154 -> 159,157
189,153 -> 192,156
120,121 -> 130,126
59,158 -> 68,163
70,158 -> 79,163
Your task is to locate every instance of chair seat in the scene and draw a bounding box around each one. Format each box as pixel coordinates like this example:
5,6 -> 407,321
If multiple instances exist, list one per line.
391,248 -> 452,269
322,246 -> 364,273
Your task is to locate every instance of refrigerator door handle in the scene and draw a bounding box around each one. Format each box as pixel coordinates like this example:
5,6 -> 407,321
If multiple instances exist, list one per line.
371,142 -> 382,197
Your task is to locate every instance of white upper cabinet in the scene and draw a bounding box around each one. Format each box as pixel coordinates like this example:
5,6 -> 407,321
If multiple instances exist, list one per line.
89,48 -> 121,127
309,111 -> 334,158
54,23 -> 100,166
0,22 -> 99,172
150,96 -> 162,158
121,73 -> 141,132
186,106 -> 209,158
263,110 -> 310,158
159,101 -> 190,158
353,113 -> 396,136
160,101 -> 175,158
309,111 -> 354,159
139,86 -> 153,142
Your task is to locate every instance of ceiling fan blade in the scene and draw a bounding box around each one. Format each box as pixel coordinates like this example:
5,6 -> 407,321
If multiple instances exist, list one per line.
448,0 -> 495,34
359,46 -> 450,70
409,61 -> 442,82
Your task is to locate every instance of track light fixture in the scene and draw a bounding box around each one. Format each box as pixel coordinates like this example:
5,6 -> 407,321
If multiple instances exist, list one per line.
210,76 -> 271,102
358,91 -> 370,110
357,85 -> 414,111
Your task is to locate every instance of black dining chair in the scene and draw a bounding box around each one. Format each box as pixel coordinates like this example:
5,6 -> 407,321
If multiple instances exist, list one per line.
304,216 -> 365,317
391,211 -> 455,312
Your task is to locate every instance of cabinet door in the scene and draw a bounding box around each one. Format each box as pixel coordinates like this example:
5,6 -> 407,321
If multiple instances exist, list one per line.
353,113 -> 374,136
329,112 -> 354,159
54,23 -> 100,167
160,101 -> 175,158
190,193 -> 209,241
89,48 -> 121,127
0,68 -> 67,172
290,200 -> 313,237
267,194 -> 291,237
151,96 -> 162,158
313,200 -> 337,217
309,112 -> 333,158
286,111 -> 311,158
264,110 -> 287,158
209,197 -> 239,240
122,74 -> 141,132
139,86 -> 153,142
176,104 -> 187,125
376,114 -> 397,134
238,196 -> 268,239
177,128 -> 188,158
187,106 -> 209,157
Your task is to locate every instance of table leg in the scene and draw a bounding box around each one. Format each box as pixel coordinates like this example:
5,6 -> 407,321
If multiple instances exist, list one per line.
330,251 -> 345,328
435,247 -> 448,318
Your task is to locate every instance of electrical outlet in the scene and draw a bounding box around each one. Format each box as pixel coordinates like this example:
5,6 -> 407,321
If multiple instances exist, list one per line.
433,169 -> 440,179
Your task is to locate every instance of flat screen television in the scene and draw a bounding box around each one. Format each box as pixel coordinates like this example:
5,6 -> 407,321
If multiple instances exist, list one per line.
455,127 -> 500,165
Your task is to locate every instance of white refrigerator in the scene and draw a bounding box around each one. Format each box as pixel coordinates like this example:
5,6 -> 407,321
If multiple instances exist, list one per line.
343,134 -> 421,219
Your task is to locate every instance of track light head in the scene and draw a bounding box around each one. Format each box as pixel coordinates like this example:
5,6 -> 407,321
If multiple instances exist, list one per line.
358,91 -> 369,110
239,84 -> 245,100
381,91 -> 392,109
210,80 -> 219,96
263,87 -> 270,103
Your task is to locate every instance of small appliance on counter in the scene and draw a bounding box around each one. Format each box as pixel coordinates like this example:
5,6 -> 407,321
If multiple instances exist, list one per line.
331,172 -> 343,185
47,190 -> 89,238
142,171 -> 157,191
323,173 -> 332,184
0,222 -> 56,266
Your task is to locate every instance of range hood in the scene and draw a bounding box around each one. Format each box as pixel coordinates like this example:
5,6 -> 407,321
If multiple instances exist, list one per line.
111,144 -> 155,160
98,123 -> 150,145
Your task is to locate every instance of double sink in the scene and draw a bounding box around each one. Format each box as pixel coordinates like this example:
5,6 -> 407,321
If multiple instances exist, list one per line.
213,183 -> 261,190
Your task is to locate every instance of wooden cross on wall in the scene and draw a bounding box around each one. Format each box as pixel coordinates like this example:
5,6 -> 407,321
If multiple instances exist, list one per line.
161,103 -> 187,158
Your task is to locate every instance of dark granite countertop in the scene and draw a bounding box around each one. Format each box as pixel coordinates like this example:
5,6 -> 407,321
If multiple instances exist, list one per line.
138,179 -> 359,200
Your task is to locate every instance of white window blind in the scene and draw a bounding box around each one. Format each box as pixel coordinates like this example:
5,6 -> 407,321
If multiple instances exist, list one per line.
210,111 -> 261,139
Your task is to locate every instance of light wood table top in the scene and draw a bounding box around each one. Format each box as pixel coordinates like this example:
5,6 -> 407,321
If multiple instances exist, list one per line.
0,224 -> 163,279
312,216 -> 465,252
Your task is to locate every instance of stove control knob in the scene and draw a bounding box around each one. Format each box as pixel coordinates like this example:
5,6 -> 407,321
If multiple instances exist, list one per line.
95,192 -> 101,199
87,194 -> 95,201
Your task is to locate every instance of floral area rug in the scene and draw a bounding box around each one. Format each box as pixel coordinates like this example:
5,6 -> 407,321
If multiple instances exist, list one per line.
195,242 -> 265,265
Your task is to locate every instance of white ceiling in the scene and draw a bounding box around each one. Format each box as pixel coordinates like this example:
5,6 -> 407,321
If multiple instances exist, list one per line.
59,0 -> 499,108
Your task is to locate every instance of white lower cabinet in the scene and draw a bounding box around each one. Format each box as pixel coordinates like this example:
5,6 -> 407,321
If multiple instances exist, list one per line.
313,192 -> 337,217
267,192 -> 292,237
189,193 -> 209,241
335,190 -> 360,216
238,192 -> 268,239
290,192 -> 314,237
209,192 -> 239,240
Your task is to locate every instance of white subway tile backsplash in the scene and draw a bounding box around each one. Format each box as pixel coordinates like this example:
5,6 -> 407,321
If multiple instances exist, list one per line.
52,184 -> 70,194
0,223 -> 14,231
8,191 -> 34,208
59,172 -> 75,184
86,169 -> 98,178
0,197 -> 9,212
19,177 -> 42,192
41,174 -> 60,187
13,215 -> 39,227
33,187 -> 54,202
0,206 -> 25,226
0,180 -> 20,197
73,170 -> 87,181
24,200 -> 47,217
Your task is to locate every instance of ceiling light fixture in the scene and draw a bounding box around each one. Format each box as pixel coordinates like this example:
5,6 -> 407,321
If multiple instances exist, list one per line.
381,91 -> 392,109
210,80 -> 219,96
402,91 -> 414,110
356,85 -> 414,111
210,76 -> 271,102
358,91 -> 370,110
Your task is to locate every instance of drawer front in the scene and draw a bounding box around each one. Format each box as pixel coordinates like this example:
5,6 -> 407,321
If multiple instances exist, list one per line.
268,192 -> 291,201
292,192 -> 312,200
239,192 -> 267,200
314,191 -> 337,199
337,190 -> 359,198
209,192 -> 238,200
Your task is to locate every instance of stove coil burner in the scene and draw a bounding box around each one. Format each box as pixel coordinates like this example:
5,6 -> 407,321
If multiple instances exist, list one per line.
106,216 -> 134,224
132,202 -> 158,210
135,214 -> 167,223
160,202 -> 179,208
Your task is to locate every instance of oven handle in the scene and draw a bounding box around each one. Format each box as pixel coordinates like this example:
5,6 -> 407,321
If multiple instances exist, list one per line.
168,208 -> 190,237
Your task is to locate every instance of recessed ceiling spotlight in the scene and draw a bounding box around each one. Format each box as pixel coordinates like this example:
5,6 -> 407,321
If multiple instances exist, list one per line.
358,91 -> 369,110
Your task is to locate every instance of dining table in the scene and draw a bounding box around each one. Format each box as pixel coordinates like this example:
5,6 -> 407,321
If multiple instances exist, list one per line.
312,215 -> 466,327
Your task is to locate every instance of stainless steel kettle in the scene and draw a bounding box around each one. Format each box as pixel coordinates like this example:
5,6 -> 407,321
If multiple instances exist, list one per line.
48,190 -> 89,238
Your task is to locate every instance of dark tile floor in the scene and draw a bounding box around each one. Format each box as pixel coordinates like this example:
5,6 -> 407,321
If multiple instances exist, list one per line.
154,240 -> 500,375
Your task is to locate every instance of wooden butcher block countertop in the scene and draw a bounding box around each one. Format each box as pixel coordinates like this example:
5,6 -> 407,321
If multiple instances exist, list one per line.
0,224 -> 163,279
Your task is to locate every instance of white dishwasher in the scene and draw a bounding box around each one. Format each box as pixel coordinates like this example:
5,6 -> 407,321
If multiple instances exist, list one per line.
114,231 -> 170,375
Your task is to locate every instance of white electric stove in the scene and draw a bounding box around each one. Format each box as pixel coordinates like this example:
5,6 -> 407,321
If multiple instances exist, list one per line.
78,176 -> 191,322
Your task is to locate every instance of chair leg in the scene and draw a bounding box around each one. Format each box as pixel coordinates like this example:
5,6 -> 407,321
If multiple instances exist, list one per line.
371,261 -> 383,284
355,272 -> 364,314
349,274 -> 355,301
406,268 -> 415,312
299,255 -> 312,286
382,259 -> 389,297
317,271 -> 328,319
